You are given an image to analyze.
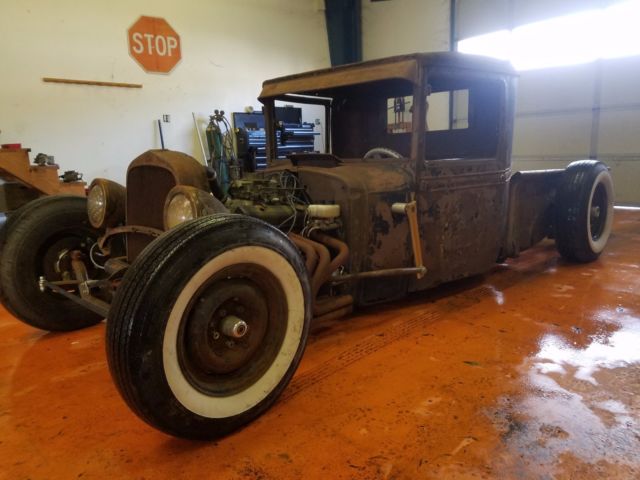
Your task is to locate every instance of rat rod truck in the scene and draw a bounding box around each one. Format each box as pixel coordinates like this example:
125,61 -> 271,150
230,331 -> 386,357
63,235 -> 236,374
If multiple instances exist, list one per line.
0,53 -> 614,439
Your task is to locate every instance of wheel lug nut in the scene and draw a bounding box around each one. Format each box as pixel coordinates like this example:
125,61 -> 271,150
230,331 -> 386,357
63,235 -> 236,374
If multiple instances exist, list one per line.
225,340 -> 235,348
212,331 -> 221,340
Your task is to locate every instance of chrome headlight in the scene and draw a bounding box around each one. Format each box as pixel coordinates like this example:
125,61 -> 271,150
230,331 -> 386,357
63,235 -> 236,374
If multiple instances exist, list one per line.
87,179 -> 126,229
164,185 -> 228,230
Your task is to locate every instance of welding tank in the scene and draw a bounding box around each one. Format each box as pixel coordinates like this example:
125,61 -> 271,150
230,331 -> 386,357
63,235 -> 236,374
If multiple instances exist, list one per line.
205,117 -> 229,193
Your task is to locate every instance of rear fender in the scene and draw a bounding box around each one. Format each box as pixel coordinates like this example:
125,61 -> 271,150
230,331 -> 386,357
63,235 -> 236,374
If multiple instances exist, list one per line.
503,169 -> 564,258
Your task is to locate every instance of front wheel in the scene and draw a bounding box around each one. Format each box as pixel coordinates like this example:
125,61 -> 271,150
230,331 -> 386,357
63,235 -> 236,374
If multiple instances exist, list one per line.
0,200 -> 44,315
0,195 -> 104,331
106,214 -> 311,439
555,160 -> 614,262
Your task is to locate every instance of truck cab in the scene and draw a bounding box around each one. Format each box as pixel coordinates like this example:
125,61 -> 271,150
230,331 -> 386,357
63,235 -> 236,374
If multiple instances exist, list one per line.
257,53 -> 579,305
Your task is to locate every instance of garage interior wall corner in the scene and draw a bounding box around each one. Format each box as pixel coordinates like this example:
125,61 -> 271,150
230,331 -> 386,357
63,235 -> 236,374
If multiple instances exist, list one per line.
325,0 -> 362,66
0,0 -> 330,184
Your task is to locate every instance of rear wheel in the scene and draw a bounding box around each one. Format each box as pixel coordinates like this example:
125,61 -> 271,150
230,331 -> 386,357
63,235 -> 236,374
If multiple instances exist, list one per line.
106,214 -> 311,439
555,160 -> 614,262
0,195 -> 104,331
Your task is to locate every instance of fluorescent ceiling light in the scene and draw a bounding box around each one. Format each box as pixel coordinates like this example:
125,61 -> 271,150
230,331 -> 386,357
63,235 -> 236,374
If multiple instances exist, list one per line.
458,0 -> 640,70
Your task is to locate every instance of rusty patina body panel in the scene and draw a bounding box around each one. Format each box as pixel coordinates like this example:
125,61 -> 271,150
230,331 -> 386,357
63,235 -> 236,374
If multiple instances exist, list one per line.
115,53 -> 560,310
96,52 -> 566,316
281,159 -> 414,305
413,159 -> 510,291
253,52 -> 538,307
126,150 -> 208,259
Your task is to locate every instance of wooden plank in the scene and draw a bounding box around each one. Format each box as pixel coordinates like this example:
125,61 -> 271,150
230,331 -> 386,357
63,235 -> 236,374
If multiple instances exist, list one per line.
0,149 -> 85,196
42,77 -> 142,89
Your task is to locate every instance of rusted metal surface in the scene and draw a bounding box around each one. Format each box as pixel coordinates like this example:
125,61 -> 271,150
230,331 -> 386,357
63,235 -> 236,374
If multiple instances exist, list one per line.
17,52 -> 549,327
98,225 -> 163,253
295,233 -> 331,301
270,158 -> 414,306
310,231 -> 349,282
412,159 -> 510,292
259,58 -> 419,98
289,231 -> 352,319
83,52 -> 580,322
259,52 -> 515,99
291,161 -> 414,289
504,169 -> 565,258
126,150 -> 208,260
38,250 -> 111,318
403,200 -> 425,278
288,233 -> 318,274
40,278 -> 109,317
258,53 -> 521,308
314,295 -> 354,319
309,232 -> 352,318
311,303 -> 353,324
332,266 -> 426,282
103,257 -> 129,278
88,179 -> 126,229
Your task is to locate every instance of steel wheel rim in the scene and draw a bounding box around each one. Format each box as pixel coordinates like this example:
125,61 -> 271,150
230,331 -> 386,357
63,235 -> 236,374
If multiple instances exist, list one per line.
177,263 -> 288,397
590,182 -> 608,242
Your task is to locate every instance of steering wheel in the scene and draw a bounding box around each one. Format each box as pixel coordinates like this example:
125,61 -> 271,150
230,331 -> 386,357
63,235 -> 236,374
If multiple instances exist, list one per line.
363,147 -> 403,160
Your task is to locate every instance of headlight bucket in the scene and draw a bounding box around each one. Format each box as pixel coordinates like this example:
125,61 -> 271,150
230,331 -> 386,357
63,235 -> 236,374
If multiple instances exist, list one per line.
163,185 -> 228,230
87,179 -> 126,229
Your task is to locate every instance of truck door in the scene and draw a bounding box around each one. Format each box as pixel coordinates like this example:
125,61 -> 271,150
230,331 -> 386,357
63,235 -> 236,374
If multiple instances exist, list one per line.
412,70 -> 513,290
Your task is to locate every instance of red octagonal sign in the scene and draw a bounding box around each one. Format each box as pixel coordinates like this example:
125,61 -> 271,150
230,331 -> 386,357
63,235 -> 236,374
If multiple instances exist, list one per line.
128,16 -> 181,74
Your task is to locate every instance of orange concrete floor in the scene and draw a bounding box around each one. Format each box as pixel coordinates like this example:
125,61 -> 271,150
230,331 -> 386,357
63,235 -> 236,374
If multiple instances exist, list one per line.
1,210 -> 639,479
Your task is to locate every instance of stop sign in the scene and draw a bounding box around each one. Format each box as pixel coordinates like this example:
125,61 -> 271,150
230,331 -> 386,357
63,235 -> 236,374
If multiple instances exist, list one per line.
128,16 -> 181,73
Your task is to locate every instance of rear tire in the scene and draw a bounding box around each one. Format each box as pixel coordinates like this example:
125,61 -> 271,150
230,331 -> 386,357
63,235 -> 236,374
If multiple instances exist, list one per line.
106,214 -> 311,440
555,160 -> 614,262
0,195 -> 104,331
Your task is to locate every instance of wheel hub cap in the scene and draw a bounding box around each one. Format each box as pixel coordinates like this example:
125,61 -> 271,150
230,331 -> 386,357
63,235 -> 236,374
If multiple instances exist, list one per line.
219,315 -> 249,338
183,279 -> 268,375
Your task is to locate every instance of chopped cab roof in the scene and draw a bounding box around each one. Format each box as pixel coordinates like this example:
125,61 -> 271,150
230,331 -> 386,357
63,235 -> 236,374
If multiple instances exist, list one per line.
259,52 -> 516,99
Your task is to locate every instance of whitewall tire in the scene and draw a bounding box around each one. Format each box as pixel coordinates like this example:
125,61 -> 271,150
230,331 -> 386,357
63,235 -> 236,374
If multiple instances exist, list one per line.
106,214 -> 311,439
555,160 -> 614,262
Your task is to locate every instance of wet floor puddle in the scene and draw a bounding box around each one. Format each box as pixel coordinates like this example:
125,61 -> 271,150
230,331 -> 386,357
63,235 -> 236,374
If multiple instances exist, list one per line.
488,308 -> 640,478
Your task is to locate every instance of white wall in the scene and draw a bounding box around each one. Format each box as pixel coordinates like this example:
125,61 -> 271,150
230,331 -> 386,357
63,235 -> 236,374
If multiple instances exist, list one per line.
512,55 -> 640,205
362,0 -> 450,60
0,0 -> 329,184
